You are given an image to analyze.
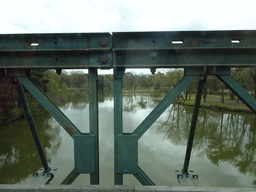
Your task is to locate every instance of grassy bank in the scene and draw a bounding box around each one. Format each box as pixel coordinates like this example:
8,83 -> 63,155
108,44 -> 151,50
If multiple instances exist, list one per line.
173,94 -> 253,114
121,90 -> 254,114
122,89 -> 155,93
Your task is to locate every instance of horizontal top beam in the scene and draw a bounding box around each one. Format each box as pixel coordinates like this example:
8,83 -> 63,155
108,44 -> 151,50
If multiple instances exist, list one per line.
0,33 -> 112,51
113,30 -> 256,50
0,30 -> 256,69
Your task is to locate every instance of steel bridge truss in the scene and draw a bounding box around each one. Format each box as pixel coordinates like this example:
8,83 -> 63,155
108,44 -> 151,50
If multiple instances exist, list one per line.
1,30 -> 256,185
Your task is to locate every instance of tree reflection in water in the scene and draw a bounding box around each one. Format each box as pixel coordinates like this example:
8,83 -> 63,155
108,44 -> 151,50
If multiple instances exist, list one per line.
0,111 -> 61,184
0,90 -> 93,184
1,91 -> 255,186
156,105 -> 256,185
123,93 -> 156,112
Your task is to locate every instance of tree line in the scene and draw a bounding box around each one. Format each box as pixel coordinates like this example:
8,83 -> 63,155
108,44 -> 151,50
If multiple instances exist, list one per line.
31,67 -> 256,103
122,68 -> 256,102
30,70 -> 113,94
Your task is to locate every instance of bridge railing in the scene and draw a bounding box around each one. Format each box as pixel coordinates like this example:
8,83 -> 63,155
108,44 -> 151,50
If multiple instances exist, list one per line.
1,30 -> 256,185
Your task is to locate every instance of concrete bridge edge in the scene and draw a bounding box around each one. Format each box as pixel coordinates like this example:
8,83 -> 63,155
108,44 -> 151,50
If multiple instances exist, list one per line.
0,185 -> 255,192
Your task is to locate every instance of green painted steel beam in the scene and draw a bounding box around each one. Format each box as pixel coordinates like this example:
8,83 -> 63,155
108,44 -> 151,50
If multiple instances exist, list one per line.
0,51 -> 112,69
61,168 -> 80,184
74,134 -> 95,174
114,67 -> 125,135
1,31 -> 256,68
182,76 -> 207,174
16,76 -> 82,137
113,49 -> 256,67
116,134 -> 138,174
216,74 -> 256,114
113,30 -> 256,67
132,75 -> 196,139
88,68 -> 99,184
114,67 -> 125,185
133,166 -> 155,186
0,33 -> 112,51
113,30 -> 256,50
0,33 -> 112,69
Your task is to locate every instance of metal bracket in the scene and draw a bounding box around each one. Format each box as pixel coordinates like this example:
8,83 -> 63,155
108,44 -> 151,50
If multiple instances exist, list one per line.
116,134 -> 138,174
74,134 -> 95,174
175,169 -> 199,186
28,168 -> 58,185
175,169 -> 198,179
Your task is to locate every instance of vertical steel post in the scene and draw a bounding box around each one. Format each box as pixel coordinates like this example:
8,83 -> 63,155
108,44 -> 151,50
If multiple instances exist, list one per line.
17,84 -> 51,172
88,68 -> 99,184
114,67 -> 125,185
182,76 -> 207,174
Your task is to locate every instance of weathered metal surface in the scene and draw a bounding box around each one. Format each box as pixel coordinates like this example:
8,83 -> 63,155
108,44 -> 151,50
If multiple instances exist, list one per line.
0,33 -> 112,51
113,31 -> 256,49
0,33 -> 112,69
88,68 -> 99,184
0,51 -> 113,69
112,30 -> 256,68
61,168 -> 80,184
114,67 -> 125,185
74,134 -> 95,174
133,167 -> 155,186
116,134 -> 138,174
113,49 -> 256,67
1,31 -> 256,68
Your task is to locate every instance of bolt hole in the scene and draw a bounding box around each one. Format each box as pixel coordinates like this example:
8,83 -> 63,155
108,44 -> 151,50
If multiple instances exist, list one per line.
55,42 -> 58,45
55,58 -> 58,62
31,42 -> 39,47
152,40 -> 155,43
172,40 -> 183,44
231,40 -> 240,44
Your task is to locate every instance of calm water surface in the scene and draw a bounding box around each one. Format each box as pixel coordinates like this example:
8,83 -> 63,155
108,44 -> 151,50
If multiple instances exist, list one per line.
0,91 -> 255,187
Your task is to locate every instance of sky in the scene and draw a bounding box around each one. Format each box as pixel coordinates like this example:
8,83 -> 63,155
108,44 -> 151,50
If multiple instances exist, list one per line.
1,0 -> 256,74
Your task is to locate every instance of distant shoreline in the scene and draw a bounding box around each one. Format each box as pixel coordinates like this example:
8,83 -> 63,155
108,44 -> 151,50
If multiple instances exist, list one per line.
123,90 -> 255,114
173,101 -> 253,114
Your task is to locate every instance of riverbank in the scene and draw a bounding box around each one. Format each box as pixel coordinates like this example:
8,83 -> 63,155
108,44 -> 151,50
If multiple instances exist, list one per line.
173,94 -> 253,114
122,90 -> 254,114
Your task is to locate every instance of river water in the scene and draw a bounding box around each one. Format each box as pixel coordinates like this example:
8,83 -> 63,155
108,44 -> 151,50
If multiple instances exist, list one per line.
0,91 -> 255,187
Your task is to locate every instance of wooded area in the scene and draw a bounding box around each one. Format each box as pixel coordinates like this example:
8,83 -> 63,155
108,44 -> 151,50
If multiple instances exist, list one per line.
37,68 -> 256,102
